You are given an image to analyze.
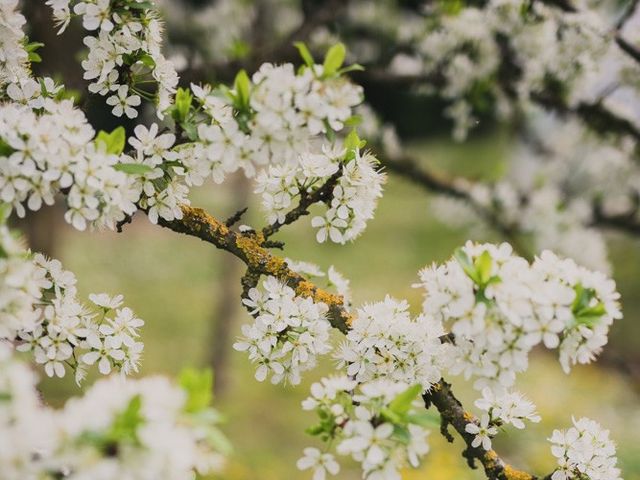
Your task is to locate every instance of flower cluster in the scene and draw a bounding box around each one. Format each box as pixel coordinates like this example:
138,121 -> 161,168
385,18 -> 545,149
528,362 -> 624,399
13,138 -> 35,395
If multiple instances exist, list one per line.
285,258 -> 352,308
465,387 -> 540,451
301,377 -> 431,479
0,101 -> 140,229
125,122 -> 189,223
233,276 -> 332,385
416,242 -> 622,389
187,58 -> 363,181
0,343 -> 229,479
434,116 -> 639,273
181,53 -> 384,242
0,225 -> 44,339
335,295 -> 450,389
47,0 -> 179,117
309,146 -> 385,244
406,0 -> 617,139
0,0 -> 29,88
549,417 -> 621,480
0,225 -> 143,382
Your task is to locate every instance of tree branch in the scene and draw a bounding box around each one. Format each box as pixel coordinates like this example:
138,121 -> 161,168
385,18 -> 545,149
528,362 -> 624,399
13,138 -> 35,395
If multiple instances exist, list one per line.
261,170 -> 341,239
156,205 -> 352,332
147,203 -> 552,480
426,380 -> 552,480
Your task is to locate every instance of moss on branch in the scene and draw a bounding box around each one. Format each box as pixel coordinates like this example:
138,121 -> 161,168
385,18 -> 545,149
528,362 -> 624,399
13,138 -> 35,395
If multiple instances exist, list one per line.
157,205 -> 352,332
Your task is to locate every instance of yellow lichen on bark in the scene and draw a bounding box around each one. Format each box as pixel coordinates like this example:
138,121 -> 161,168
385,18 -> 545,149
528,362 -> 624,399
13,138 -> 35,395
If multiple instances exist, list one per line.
503,465 -> 534,480
234,235 -> 265,266
180,205 -> 230,237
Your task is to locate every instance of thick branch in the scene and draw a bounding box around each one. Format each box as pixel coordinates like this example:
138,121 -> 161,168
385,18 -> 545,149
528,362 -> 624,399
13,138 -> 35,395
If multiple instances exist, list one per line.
156,205 -> 351,332
426,380 -> 552,480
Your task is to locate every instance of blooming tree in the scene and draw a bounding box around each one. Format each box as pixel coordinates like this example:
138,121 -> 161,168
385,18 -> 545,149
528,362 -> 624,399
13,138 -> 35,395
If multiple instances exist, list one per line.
0,0 -> 636,479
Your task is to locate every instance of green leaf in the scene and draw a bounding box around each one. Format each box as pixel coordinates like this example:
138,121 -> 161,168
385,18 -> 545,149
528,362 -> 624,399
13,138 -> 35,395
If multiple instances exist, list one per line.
406,411 -> 441,428
174,87 -> 193,123
109,394 -> 144,444
113,163 -> 154,175
0,203 -> 11,226
182,122 -> 198,142
305,423 -> 325,436
344,129 -> 362,151
337,64 -> 365,75
380,407 -> 403,424
474,250 -> 493,285
323,43 -> 346,77
440,0 -> 464,15
138,53 -> 156,68
389,384 -> 423,416
233,70 -> 251,109
28,52 -> 42,63
344,115 -> 362,127
180,368 -> 214,413
25,41 -> 44,53
0,138 -> 14,156
294,41 -> 315,67
453,248 -> 480,284
96,126 -> 126,155
392,425 -> 411,444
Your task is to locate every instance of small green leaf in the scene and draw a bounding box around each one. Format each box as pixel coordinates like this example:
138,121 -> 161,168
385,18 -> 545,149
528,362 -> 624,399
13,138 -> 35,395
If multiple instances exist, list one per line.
109,394 -> 144,444
113,163 -> 154,175
233,70 -> 251,109
96,126 -> 126,155
392,424 -> 411,444
474,250 -> 493,285
294,41 -> 315,67
28,52 -> 42,63
440,0 -> 464,15
380,407 -> 403,424
305,423 -> 325,436
0,203 -> 11,225
337,64 -> 365,75
454,248 -> 480,284
174,87 -> 193,123
344,129 -> 362,151
138,53 -> 156,68
182,122 -> 198,142
344,115 -> 362,127
25,41 -> 44,52
389,384 -> 423,416
180,368 -> 214,413
323,43 -> 346,77
0,138 -> 14,156
406,411 -> 441,428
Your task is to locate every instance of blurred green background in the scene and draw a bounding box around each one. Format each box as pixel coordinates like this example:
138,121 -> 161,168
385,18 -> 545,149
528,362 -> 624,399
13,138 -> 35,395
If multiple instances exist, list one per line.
26,134 -> 640,479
